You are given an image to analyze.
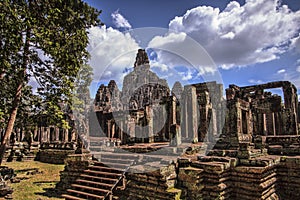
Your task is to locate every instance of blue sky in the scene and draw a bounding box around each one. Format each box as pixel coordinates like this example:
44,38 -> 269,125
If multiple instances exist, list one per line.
84,0 -> 300,99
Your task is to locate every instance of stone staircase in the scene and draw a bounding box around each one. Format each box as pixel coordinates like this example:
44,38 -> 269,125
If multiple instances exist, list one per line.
62,153 -> 138,200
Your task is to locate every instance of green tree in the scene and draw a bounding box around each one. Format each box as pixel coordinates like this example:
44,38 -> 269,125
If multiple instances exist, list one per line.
73,64 -> 93,139
0,0 -> 101,164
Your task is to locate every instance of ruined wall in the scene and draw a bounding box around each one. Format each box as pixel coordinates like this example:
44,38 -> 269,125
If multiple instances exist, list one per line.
119,164 -> 181,200
38,149 -> 75,164
277,157 -> 300,199
56,154 -> 92,190
175,155 -> 300,200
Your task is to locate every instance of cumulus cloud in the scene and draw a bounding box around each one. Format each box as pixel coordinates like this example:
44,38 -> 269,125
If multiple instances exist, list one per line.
248,79 -> 264,84
150,0 -> 300,70
87,26 -> 139,85
150,61 -> 168,72
111,10 -> 132,29
291,33 -> 300,53
277,69 -> 286,74
178,69 -> 195,81
148,32 -> 220,82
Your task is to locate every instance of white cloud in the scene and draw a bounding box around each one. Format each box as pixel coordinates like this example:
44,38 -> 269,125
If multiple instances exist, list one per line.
152,0 -> 300,69
277,69 -> 286,74
150,61 -> 168,72
148,32 -> 219,82
179,69 -> 194,81
291,33 -> 300,53
87,26 -> 139,86
249,79 -> 264,84
282,72 -> 300,93
297,66 -> 300,72
111,10 -> 132,29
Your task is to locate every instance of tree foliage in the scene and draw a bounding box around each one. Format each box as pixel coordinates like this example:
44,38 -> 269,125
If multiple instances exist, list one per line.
0,0 -> 101,163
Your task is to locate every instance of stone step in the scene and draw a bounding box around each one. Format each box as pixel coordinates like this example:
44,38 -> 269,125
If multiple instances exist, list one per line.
76,179 -> 115,188
101,153 -> 138,160
66,188 -> 105,199
83,169 -> 122,178
79,174 -> 118,183
94,161 -> 130,171
100,157 -> 133,164
71,183 -> 110,194
61,194 -> 86,200
64,152 -> 137,200
89,165 -> 123,173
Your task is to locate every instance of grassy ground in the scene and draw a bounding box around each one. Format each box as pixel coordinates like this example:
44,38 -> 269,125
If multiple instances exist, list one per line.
2,161 -> 65,200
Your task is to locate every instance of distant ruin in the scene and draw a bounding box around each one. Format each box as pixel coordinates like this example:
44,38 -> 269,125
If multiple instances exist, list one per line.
3,49 -> 300,199
91,49 -> 226,147
90,49 -> 299,149
58,49 -> 300,200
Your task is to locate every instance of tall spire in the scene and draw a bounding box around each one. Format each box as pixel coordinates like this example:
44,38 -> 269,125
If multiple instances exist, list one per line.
134,49 -> 149,67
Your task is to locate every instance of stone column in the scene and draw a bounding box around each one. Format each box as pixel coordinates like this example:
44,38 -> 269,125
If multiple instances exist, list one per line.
181,90 -> 188,140
107,120 -> 111,139
184,85 -> 198,142
55,127 -> 60,141
257,112 -> 264,135
170,124 -> 181,146
63,129 -> 69,142
283,83 -> 298,135
128,117 -> 135,138
274,112 -> 283,135
33,126 -> 38,141
171,96 -> 177,125
120,120 -> 124,144
208,108 -> 217,142
149,107 -> 154,143
46,127 -> 50,142
111,122 -> 115,138
16,128 -> 20,142
266,112 -> 275,136
263,113 -> 267,135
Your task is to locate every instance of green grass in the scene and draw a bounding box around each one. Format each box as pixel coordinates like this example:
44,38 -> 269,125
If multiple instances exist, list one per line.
2,161 -> 65,200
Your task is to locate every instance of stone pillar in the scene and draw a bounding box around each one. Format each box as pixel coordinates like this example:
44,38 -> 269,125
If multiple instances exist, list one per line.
41,127 -> 45,142
257,112 -> 264,135
181,91 -> 188,140
107,120 -> 111,139
16,128 -> 20,142
274,112 -> 283,135
208,108 -> 217,142
146,106 -> 154,143
225,100 -> 240,148
169,96 -> 181,144
128,117 -> 135,138
170,124 -> 181,146
55,127 -> 60,141
65,129 -> 69,142
184,85 -> 198,142
266,112 -> 275,136
111,122 -> 115,138
33,126 -> 38,141
283,83 -> 298,135
171,96 -> 177,125
46,127 -> 50,142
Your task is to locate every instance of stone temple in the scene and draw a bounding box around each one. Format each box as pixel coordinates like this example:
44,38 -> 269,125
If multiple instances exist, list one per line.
90,49 -> 225,146
58,49 -> 300,199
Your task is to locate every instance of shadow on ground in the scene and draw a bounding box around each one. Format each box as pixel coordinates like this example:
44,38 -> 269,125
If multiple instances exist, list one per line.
34,181 -> 62,199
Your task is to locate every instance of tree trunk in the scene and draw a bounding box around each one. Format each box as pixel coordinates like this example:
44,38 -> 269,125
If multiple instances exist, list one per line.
0,27 -> 30,165
0,82 -> 22,164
